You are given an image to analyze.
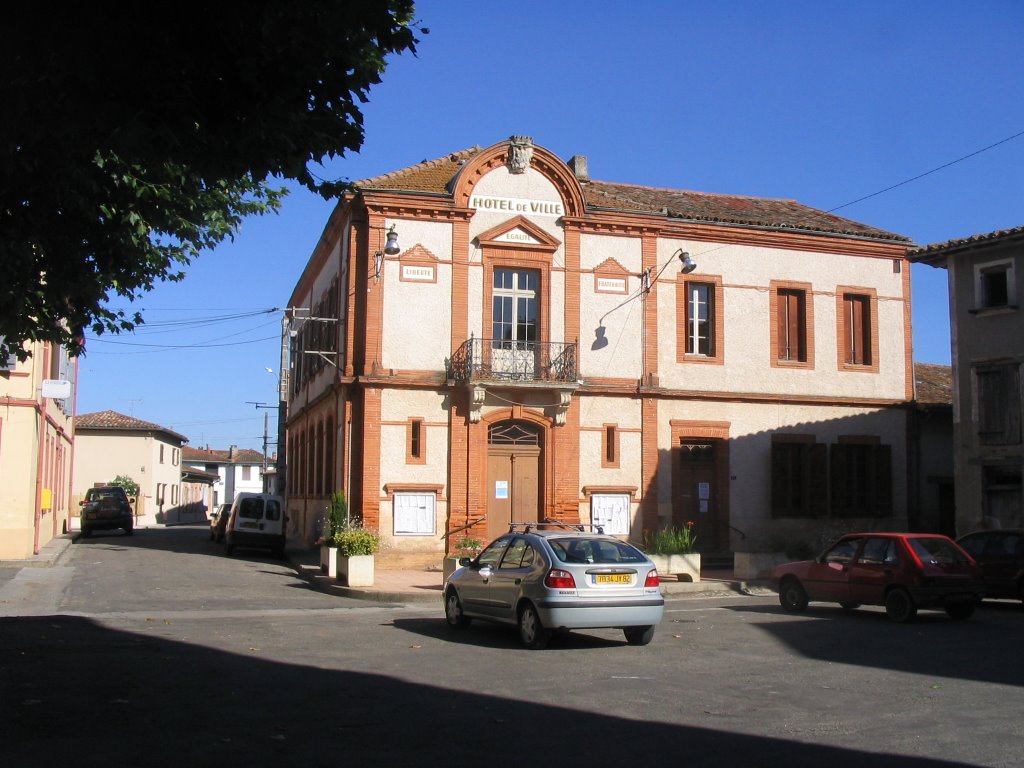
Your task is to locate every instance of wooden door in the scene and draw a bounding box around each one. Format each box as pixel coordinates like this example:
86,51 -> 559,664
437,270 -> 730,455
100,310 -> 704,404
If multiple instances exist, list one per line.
673,441 -> 718,553
486,447 -> 540,540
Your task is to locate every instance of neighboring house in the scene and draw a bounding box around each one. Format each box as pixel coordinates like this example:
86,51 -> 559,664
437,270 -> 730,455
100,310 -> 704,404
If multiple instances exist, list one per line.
182,446 -> 268,509
284,135 -> 914,568
0,338 -> 76,558
909,362 -> 955,536
910,226 -> 1024,533
73,410 -> 187,527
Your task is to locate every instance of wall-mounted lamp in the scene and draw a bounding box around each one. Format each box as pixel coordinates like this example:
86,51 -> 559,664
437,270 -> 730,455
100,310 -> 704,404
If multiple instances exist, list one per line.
372,225 -> 401,283
677,250 -> 697,274
592,248 -> 699,350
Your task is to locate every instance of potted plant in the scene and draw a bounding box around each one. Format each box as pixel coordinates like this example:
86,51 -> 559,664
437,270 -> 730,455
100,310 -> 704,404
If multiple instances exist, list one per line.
643,522 -> 700,582
329,521 -> 380,587
443,537 -> 482,581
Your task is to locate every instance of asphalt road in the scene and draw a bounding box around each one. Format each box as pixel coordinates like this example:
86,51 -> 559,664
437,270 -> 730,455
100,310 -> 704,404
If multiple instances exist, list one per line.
1,525 -> 1022,768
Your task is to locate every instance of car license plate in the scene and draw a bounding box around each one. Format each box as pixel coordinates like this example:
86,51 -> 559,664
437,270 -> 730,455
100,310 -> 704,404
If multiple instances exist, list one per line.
594,574 -> 631,584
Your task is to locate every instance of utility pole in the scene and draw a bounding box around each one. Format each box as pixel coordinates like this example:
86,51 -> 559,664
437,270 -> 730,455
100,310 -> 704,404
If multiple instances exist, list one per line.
246,401 -> 279,494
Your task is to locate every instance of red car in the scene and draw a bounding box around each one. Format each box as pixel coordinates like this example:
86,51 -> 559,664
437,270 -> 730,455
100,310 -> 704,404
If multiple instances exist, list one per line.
773,533 -> 984,622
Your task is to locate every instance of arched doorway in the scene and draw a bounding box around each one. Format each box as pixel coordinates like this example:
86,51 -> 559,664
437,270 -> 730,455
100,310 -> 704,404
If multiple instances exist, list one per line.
486,420 -> 542,540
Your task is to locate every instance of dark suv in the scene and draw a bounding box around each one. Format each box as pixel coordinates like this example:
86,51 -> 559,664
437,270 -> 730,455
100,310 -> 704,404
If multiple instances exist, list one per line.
80,486 -> 134,537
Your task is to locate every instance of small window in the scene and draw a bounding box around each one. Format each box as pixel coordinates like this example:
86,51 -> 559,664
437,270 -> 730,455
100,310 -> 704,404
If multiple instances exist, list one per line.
242,466 -> 252,481
159,445 -> 165,464
407,419 -> 425,464
602,425 -> 619,468
975,260 -> 1015,309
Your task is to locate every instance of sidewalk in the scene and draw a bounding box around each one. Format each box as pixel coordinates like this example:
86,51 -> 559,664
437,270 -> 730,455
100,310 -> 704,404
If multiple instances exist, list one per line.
285,545 -> 774,604
0,534 -> 75,570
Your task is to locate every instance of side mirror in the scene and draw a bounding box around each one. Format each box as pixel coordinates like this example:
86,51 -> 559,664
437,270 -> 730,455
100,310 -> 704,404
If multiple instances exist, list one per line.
459,556 -> 472,567
79,500 -> 86,507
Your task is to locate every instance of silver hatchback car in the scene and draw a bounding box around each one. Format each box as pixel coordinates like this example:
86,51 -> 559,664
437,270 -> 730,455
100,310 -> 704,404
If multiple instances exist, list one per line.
443,523 -> 665,648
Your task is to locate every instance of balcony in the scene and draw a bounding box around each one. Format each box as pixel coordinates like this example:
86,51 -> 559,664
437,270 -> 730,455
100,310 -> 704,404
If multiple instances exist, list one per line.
447,337 -> 579,424
447,336 -> 577,384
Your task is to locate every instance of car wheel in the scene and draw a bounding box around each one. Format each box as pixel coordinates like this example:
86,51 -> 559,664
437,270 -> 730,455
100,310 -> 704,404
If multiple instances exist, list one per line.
885,588 -> 917,622
624,625 -> 655,646
124,523 -> 133,536
779,577 -> 809,612
444,590 -> 471,629
518,603 -> 551,650
945,602 -> 975,621
81,527 -> 91,538
839,602 -> 861,611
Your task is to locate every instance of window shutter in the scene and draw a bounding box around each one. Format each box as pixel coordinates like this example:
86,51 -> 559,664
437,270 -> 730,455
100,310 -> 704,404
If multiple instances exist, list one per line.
872,444 -> 892,516
810,443 -> 829,517
830,444 -> 849,517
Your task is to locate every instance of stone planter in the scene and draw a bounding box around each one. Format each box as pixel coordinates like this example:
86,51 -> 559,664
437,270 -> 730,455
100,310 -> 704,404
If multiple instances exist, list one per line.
648,553 -> 701,582
338,553 -> 375,587
734,552 -> 788,580
321,546 -> 339,579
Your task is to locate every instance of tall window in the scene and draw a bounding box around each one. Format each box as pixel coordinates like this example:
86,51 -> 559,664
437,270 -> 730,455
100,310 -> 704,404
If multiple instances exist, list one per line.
842,294 -> 872,366
678,276 -> 723,364
492,269 -> 538,347
776,289 -> 807,362
686,282 -> 713,356
976,363 -> 1022,446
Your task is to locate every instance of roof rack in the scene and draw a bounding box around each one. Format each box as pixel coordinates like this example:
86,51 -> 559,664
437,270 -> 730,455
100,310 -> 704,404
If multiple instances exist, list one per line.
508,521 -> 606,535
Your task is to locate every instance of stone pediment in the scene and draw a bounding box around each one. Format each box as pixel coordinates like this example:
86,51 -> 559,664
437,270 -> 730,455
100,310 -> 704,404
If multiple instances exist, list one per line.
476,215 -> 560,253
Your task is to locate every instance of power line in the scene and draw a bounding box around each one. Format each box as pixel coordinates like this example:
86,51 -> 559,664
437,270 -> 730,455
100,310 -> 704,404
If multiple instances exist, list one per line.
828,128 -> 1024,213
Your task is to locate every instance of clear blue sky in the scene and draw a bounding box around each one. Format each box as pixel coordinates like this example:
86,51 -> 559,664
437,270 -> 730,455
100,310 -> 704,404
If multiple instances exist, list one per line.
77,0 -> 1024,452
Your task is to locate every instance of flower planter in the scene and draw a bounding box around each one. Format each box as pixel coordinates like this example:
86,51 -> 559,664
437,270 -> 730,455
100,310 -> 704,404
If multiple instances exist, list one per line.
339,554 -> 375,587
321,546 -> 339,579
648,553 -> 701,582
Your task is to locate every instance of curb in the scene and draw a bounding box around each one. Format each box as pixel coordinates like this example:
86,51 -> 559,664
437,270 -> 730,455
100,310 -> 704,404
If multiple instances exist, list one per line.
0,534 -> 76,569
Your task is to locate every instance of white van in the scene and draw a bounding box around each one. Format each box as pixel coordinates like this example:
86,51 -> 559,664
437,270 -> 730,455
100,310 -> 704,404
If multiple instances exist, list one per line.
224,492 -> 286,558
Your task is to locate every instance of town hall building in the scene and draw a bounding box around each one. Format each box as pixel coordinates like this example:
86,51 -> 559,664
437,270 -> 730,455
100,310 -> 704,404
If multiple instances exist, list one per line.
283,136 -> 914,568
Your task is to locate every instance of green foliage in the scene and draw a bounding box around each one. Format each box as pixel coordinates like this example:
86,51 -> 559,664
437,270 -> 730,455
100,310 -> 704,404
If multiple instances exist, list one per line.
0,2 -> 423,360
328,491 -> 349,538
110,475 -> 140,499
644,523 -> 698,554
449,537 -> 483,560
329,525 -> 380,557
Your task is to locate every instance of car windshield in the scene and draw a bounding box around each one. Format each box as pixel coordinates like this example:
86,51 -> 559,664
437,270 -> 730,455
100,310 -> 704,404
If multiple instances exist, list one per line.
549,537 -> 646,565
908,537 -> 971,566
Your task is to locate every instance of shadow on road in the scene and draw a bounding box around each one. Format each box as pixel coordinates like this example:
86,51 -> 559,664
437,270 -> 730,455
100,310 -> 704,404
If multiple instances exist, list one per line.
0,614 -> 977,768
727,602 -> 1024,688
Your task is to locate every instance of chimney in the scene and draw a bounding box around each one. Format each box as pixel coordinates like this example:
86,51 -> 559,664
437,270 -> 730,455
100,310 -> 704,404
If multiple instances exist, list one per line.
229,445 -> 237,460
567,155 -> 589,182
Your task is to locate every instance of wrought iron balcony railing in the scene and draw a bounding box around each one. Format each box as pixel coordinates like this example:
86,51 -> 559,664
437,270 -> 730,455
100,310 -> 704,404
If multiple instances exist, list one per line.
448,336 -> 577,384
